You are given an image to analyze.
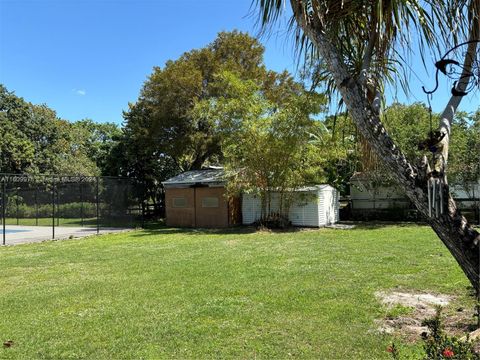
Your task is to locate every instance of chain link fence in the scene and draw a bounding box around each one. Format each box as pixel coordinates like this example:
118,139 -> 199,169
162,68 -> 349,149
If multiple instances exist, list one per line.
0,174 -> 144,245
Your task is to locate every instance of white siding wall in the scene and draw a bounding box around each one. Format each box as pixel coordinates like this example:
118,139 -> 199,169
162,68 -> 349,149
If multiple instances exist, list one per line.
289,195 -> 320,227
242,185 -> 339,227
317,189 -> 326,226
350,180 -> 480,211
350,183 -> 410,210
324,188 -> 340,225
450,183 -> 480,198
241,194 -> 261,225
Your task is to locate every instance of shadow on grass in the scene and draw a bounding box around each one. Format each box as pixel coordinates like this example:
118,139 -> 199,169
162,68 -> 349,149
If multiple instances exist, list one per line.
342,221 -> 428,230
134,222 -> 315,237
134,220 -> 430,237
132,226 -> 256,237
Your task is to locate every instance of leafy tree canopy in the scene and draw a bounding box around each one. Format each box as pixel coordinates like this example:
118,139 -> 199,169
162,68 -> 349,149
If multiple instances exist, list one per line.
191,71 -> 338,216
115,30 -> 336,205
0,84 -> 120,176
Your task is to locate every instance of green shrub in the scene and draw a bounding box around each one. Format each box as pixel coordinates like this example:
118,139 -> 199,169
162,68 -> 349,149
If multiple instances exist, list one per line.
388,307 -> 479,360
6,202 -> 97,218
421,307 -> 478,360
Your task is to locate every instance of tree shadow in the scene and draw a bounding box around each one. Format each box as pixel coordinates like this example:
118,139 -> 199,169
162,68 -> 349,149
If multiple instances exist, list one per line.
133,223 -> 315,237
133,220 -> 428,237
337,221 -> 428,230
131,225 -> 258,237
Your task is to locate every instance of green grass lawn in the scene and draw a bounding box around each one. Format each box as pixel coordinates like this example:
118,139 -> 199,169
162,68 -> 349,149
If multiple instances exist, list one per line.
0,224 -> 474,359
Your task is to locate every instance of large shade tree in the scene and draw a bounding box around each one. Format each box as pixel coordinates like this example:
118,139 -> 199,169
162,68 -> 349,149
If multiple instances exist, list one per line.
113,31 -> 270,206
0,85 -> 113,176
120,31 -> 267,176
192,71 -> 333,220
116,30 -> 332,206
255,1 -> 480,290
0,86 -> 133,231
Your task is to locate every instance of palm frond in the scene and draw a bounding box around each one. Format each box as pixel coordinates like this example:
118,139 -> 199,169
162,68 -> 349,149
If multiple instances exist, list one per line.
253,0 -> 472,101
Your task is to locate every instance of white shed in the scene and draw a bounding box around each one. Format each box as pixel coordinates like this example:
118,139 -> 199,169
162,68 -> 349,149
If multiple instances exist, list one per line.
242,185 -> 339,227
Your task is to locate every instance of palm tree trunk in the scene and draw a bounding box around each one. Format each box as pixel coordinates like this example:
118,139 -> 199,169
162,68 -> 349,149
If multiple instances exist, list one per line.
290,0 -> 480,291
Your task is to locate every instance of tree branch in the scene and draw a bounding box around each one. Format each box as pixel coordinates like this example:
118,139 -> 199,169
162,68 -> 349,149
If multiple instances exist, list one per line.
359,10 -> 378,86
438,0 -> 479,166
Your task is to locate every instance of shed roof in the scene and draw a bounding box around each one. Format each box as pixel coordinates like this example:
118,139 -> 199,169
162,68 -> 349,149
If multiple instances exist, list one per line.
162,169 -> 225,187
295,184 -> 335,192
162,169 -> 336,191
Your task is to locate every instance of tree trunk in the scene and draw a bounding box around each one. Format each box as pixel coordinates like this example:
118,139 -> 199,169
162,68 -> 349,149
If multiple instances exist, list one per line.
289,0 -> 480,291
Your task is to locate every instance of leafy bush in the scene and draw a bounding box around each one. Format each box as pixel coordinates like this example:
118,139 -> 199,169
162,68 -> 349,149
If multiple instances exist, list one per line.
6,202 -> 97,218
388,307 -> 479,360
255,212 -> 291,229
421,307 -> 479,360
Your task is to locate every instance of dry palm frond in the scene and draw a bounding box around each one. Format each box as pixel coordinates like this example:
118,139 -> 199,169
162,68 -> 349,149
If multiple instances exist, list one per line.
357,133 -> 380,172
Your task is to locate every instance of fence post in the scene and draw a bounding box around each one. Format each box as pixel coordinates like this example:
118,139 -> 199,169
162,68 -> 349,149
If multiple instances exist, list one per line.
2,179 -> 6,246
52,175 -> 55,240
15,190 -> 19,226
35,183 -> 38,226
80,182 -> 84,227
57,185 -> 60,227
96,176 -> 100,235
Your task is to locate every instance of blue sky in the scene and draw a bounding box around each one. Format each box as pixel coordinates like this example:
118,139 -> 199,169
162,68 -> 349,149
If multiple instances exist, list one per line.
0,0 -> 478,125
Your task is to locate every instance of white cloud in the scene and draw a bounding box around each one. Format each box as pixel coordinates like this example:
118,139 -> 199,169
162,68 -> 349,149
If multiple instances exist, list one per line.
72,88 -> 86,96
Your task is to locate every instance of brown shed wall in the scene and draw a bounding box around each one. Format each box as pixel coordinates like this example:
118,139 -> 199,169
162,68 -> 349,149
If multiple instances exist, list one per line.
165,188 -> 195,227
165,186 -> 240,228
194,187 -> 229,228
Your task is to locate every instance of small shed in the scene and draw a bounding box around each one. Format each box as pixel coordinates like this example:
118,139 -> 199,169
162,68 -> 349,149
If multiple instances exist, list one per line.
242,185 -> 339,227
349,172 -> 480,222
162,169 -> 241,228
349,172 -> 411,220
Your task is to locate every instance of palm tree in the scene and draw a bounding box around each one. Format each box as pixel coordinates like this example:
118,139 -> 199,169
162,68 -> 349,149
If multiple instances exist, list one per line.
254,0 -> 480,291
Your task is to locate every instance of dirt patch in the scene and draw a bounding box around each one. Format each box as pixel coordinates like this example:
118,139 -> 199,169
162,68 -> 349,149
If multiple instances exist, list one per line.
374,290 -> 476,342
325,224 -> 356,230
377,291 -> 450,313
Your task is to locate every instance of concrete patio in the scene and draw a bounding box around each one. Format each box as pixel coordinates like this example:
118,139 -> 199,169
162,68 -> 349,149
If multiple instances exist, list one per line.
1,225 -> 131,245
